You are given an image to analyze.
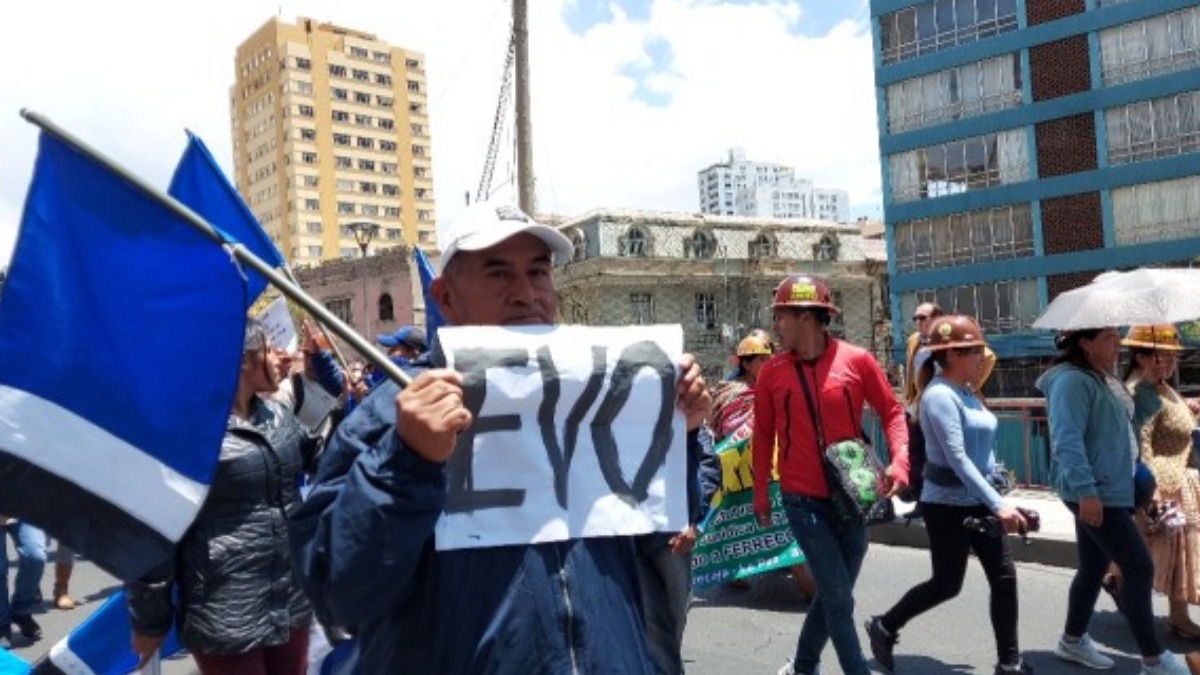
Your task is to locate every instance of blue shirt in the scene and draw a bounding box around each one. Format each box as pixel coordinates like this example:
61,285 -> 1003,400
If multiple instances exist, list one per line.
918,375 -> 1004,512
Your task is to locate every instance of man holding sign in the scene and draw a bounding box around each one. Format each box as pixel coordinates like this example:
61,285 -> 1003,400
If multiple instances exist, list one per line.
290,203 -> 712,674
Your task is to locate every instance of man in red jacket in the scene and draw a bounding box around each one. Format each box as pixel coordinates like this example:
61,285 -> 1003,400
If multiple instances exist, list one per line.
753,273 -> 909,675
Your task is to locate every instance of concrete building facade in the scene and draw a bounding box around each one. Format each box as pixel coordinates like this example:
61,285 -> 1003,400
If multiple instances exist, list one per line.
697,148 -> 851,223
231,16 -> 436,267
872,0 -> 1200,396
553,209 -> 889,382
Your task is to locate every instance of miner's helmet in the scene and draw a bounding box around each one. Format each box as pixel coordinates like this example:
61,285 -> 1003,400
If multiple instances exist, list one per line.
924,315 -> 986,352
735,335 -> 773,357
771,274 -> 840,314
1122,324 -> 1185,351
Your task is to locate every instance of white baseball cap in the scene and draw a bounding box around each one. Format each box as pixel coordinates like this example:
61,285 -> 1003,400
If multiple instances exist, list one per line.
438,202 -> 574,272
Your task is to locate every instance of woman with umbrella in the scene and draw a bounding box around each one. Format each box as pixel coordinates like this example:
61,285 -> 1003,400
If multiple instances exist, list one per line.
1119,325 -> 1200,639
1038,327 -> 1189,675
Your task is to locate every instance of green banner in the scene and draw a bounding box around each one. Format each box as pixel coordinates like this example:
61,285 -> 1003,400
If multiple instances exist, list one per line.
691,430 -> 805,589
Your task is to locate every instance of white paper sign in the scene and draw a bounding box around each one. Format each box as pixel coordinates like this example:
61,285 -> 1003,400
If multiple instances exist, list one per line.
256,297 -> 298,353
433,324 -> 688,551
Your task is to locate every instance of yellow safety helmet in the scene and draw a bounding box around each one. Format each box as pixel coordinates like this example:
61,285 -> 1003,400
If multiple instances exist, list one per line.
1122,324 -> 1184,351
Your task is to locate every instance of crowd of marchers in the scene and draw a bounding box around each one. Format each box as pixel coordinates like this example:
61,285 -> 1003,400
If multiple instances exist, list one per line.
17,201 -> 1190,675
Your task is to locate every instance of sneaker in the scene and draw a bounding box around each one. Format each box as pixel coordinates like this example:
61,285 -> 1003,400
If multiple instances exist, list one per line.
12,614 -> 41,640
776,660 -> 820,675
0,632 -> 10,650
1141,651 -> 1190,675
995,660 -> 1035,674
865,615 -> 898,672
1054,634 -> 1114,670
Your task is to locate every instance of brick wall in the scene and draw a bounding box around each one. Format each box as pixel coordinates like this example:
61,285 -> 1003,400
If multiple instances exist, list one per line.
1047,270 -> 1096,300
1030,35 -> 1090,101
1042,192 -> 1103,256
1036,115 -> 1097,177
1026,0 -> 1086,27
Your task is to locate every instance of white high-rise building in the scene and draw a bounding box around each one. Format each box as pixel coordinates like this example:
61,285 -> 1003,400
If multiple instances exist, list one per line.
697,147 -> 850,223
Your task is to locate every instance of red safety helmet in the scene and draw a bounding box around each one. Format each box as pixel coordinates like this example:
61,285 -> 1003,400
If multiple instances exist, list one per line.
925,315 -> 986,352
772,274 -> 840,314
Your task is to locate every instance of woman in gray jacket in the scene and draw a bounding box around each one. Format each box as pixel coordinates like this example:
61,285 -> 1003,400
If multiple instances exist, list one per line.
128,320 -> 319,675
1038,327 -> 1188,675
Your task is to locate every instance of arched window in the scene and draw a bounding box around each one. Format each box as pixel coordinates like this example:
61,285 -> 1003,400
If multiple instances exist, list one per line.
619,226 -> 650,257
567,228 -> 587,262
378,293 -> 394,322
685,230 -> 716,259
814,234 -> 839,261
748,232 -> 776,259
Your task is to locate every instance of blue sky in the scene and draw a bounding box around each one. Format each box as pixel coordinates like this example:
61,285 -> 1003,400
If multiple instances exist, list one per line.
0,0 -> 883,264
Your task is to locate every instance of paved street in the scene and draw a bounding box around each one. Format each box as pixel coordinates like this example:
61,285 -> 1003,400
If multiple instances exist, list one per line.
6,539 -> 1195,674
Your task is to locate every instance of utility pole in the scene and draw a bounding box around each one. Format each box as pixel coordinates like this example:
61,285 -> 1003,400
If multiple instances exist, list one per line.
513,0 -> 535,215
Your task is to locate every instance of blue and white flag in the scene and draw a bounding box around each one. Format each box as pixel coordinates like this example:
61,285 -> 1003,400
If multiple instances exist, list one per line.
413,246 -> 444,338
169,131 -> 284,304
0,132 -> 247,581
30,591 -> 183,675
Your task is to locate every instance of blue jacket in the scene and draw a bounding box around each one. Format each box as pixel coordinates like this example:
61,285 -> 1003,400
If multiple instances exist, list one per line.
1036,364 -> 1136,507
290,362 -> 696,674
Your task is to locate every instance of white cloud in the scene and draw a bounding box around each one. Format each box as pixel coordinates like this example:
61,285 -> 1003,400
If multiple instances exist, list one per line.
0,0 -> 880,267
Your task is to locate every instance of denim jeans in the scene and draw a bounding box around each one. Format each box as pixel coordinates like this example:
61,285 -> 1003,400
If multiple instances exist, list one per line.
782,494 -> 870,675
637,533 -> 692,675
1063,502 -> 1160,657
0,521 -> 46,623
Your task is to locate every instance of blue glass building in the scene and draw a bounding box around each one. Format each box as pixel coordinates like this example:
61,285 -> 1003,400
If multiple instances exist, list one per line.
871,0 -> 1200,395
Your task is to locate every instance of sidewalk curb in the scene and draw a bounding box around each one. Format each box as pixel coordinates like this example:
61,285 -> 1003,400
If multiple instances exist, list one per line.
869,519 -> 1079,568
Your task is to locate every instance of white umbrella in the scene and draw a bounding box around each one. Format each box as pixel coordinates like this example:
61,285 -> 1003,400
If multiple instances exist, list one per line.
1032,267 -> 1200,330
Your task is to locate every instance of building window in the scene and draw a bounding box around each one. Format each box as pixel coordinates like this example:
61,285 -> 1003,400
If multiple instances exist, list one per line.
386,228 -> 401,240
350,46 -> 369,59
1100,7 -> 1200,86
378,293 -> 394,322
406,58 -> 420,69
381,162 -> 397,174
306,221 -> 322,234
337,179 -> 354,192
376,73 -> 393,86
407,80 -> 421,93
380,119 -> 396,131
295,57 -> 311,70
299,128 -> 316,141
326,297 -> 352,324
332,88 -> 348,101
333,133 -> 351,146
335,156 -> 352,169
695,293 -> 717,330
1113,175 -> 1200,245
380,140 -> 397,152
382,184 -> 399,196
359,181 -> 377,194
880,0 -> 1019,66
338,201 -> 356,214
355,91 -> 371,104
362,204 -> 379,216
358,159 -> 376,171
329,64 -> 347,78
301,152 -> 317,165
888,128 -> 1028,203
748,232 -> 776,259
307,245 -> 323,258
297,104 -> 314,117
904,278 -> 1038,334
886,53 -> 1022,134
566,228 -> 585,260
304,198 -> 320,211
684,230 -> 715,259
630,293 -> 654,325
332,110 -> 349,122
814,235 -> 838,261
352,69 -> 370,82
354,114 -> 373,126
340,247 -> 358,258
619,227 -> 649,257
357,136 -> 376,149
302,175 -> 319,187
1105,91 -> 1200,165
377,95 -> 394,107
893,204 -> 1034,272
385,206 -> 401,217
294,81 -> 313,95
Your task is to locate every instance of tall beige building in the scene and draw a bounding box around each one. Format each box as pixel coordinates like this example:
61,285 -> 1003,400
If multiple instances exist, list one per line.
231,16 -> 436,266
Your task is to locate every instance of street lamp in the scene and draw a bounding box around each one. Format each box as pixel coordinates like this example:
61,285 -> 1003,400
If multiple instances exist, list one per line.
346,221 -> 380,339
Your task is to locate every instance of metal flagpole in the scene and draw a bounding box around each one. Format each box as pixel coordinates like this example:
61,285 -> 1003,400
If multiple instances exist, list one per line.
21,109 -> 412,388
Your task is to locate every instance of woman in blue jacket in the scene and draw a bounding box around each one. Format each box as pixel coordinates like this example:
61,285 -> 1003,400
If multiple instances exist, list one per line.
866,316 -> 1029,675
1038,327 -> 1188,675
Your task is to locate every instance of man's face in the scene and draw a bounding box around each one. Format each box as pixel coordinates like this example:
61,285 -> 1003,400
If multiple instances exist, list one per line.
433,233 -> 558,326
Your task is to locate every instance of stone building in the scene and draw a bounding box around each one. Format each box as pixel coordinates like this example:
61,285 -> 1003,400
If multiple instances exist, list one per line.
553,209 -> 890,382
292,245 -> 419,351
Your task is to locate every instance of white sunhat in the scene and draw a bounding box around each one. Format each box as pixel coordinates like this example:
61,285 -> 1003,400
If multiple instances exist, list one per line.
437,202 -> 574,273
